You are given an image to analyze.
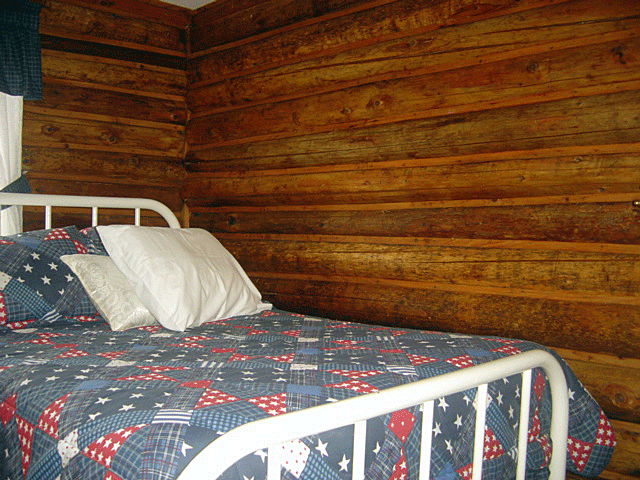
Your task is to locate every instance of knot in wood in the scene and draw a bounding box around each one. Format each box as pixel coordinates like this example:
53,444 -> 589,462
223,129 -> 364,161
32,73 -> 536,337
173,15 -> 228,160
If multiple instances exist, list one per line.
101,131 -> 118,144
611,45 -> 626,65
613,391 -> 627,406
41,125 -> 58,136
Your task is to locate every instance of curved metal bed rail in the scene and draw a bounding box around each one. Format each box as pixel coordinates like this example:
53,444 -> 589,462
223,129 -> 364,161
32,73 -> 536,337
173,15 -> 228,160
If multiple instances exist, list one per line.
0,192 -> 181,232
178,349 -> 569,480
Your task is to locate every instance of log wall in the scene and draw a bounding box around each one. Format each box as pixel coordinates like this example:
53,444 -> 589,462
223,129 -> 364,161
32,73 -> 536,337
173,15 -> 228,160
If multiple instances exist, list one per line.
185,0 -> 640,477
22,0 -> 188,227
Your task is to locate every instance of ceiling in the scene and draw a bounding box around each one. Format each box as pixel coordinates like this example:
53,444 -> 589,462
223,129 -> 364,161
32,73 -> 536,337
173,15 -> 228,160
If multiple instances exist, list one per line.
160,0 -> 211,9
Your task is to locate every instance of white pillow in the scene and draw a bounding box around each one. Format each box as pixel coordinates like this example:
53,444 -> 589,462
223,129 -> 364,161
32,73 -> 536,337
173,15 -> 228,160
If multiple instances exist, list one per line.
60,254 -> 158,331
96,226 -> 271,331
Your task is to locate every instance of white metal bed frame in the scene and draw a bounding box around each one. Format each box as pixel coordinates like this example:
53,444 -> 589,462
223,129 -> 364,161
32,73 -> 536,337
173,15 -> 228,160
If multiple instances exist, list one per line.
0,192 -> 569,480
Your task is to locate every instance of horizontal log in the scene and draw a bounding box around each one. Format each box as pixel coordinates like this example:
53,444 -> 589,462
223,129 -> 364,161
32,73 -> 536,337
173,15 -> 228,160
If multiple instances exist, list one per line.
24,106 -> 184,132
28,179 -> 183,213
190,0 -> 375,53
58,0 -> 190,29
184,150 -> 640,205
32,83 -> 187,126
42,50 -> 186,99
186,90 -> 640,170
219,237 -> 640,298
189,0 -> 639,113
188,36 -> 640,144
22,146 -> 184,185
188,0 -> 566,83
41,0 -> 186,54
191,198 -> 640,245
41,34 -> 187,71
249,275 -> 640,358
23,111 -> 185,158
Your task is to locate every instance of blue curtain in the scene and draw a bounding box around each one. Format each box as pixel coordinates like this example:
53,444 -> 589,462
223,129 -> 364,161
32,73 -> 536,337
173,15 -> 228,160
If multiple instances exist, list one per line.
0,0 -> 43,100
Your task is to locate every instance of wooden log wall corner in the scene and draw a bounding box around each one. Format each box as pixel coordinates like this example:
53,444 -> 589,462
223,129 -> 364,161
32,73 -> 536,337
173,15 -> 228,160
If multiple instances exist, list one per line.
184,0 -> 640,477
22,0 -> 189,228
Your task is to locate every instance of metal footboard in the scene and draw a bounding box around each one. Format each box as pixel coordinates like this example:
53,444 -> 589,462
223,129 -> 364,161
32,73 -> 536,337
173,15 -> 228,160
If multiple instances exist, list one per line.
178,349 -> 568,480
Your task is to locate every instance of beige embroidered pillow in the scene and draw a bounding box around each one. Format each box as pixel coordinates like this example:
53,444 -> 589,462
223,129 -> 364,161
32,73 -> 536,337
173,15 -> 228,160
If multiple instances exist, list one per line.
61,254 -> 158,331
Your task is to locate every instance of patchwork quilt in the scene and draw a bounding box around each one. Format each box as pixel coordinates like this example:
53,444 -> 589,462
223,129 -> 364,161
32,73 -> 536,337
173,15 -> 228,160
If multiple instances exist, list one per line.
0,310 -> 615,480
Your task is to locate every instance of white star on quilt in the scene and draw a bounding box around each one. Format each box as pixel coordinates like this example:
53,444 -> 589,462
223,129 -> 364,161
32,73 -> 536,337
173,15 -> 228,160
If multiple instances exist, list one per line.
315,439 -> 328,457
181,442 -> 192,456
338,454 -> 350,472
454,415 -> 463,429
254,450 -> 267,463
445,439 -> 453,454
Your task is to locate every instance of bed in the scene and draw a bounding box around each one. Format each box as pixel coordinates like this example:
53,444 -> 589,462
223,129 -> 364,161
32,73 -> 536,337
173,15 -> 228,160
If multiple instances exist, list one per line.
0,192 -> 615,480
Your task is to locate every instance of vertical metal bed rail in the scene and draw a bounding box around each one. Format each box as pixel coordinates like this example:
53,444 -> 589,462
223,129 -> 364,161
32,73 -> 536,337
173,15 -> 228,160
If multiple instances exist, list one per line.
45,205 -> 52,230
91,206 -> 98,226
517,370 -> 533,478
472,383 -> 489,480
420,400 -> 435,479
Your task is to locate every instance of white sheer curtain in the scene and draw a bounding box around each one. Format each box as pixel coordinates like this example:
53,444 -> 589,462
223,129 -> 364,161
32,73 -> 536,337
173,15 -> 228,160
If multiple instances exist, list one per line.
0,92 -> 24,235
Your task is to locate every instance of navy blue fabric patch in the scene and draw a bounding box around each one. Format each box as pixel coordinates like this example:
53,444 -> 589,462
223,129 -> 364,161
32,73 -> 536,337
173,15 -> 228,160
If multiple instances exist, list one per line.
0,226 -> 98,327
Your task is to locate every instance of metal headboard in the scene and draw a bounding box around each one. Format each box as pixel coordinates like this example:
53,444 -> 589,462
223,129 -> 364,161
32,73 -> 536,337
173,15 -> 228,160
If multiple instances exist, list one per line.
0,193 -> 181,235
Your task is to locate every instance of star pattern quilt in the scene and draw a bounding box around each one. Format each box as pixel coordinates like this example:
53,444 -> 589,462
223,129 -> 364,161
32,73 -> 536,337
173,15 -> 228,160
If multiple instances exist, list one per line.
0,310 -> 615,480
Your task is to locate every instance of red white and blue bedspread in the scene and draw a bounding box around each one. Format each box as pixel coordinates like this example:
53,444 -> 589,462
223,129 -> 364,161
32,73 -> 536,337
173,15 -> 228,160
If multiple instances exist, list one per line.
0,310 -> 615,480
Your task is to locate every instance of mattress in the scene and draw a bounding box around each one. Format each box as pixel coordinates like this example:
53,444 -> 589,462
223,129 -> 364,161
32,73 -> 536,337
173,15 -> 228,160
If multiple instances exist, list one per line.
0,309 -> 615,480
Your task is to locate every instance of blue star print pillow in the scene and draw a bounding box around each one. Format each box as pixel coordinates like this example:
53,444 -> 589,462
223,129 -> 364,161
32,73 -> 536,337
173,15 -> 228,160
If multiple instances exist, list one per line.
0,226 -> 99,329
